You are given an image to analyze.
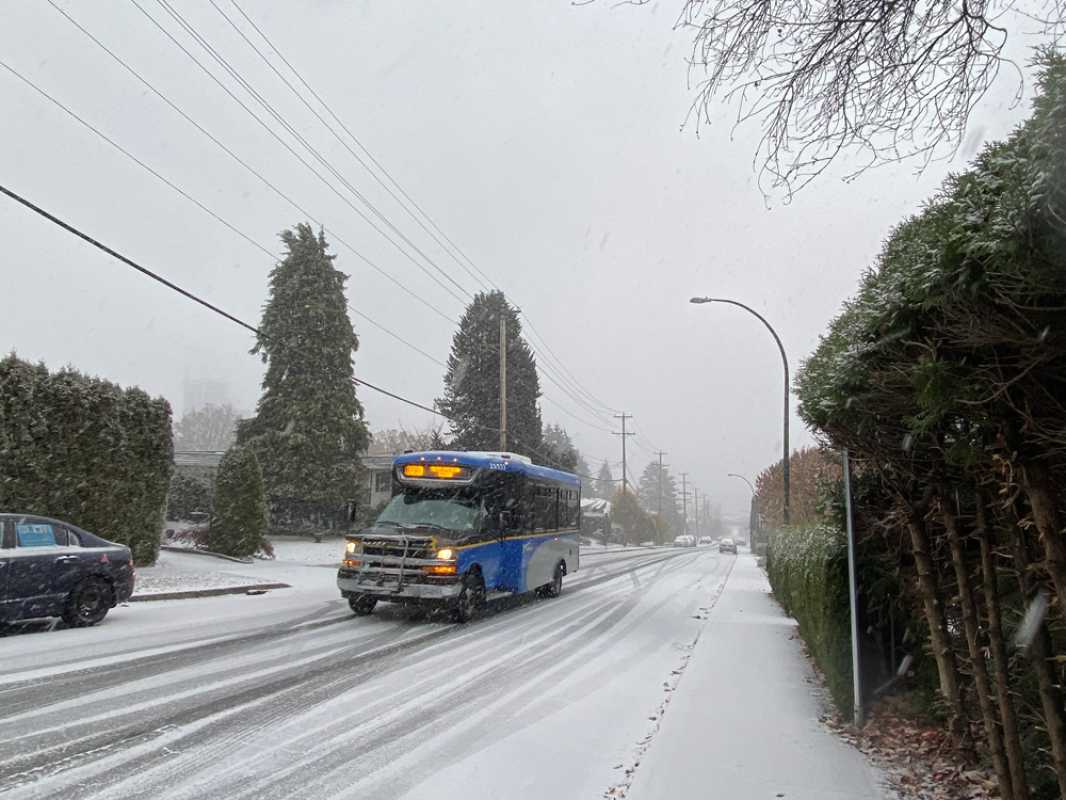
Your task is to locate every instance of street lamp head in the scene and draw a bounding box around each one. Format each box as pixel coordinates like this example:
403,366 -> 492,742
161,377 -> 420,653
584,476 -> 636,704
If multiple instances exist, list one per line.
689,296 -> 715,305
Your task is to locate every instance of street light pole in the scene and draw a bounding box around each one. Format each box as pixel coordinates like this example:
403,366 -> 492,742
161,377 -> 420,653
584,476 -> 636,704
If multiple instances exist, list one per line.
691,297 -> 790,526
728,472 -> 758,545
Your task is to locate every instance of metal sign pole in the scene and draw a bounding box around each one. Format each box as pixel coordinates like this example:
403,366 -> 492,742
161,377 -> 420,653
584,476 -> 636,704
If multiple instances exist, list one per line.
842,448 -> 863,727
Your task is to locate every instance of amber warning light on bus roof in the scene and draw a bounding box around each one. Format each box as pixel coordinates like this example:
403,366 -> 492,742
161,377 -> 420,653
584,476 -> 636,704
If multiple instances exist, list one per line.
402,464 -> 467,479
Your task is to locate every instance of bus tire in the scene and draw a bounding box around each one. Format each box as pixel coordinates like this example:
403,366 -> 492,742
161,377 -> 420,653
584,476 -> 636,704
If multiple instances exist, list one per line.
542,562 -> 564,599
453,571 -> 484,624
349,595 -> 377,616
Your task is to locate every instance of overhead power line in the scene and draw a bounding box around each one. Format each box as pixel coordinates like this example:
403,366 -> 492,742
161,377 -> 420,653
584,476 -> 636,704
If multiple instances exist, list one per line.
0,182 -> 615,481
3,41 -> 612,442
213,0 -> 493,296
0,184 -> 259,336
33,2 -> 660,463
227,0 -> 500,295
0,56 -> 449,370
523,316 -> 619,415
0,58 -> 278,263
149,0 -> 473,305
129,0 -> 470,309
44,0 -> 458,326
202,0 -> 624,431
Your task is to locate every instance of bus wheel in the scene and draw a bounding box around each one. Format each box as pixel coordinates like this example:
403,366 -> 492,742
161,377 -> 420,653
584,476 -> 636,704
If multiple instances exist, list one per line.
349,595 -> 377,616
543,562 -> 564,599
453,571 -> 484,624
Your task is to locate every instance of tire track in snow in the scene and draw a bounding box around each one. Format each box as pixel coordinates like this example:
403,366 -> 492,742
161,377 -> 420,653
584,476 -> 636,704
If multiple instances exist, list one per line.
50,592 -> 628,800
0,548 -> 687,798
103,571 -> 648,800
335,552 -> 735,800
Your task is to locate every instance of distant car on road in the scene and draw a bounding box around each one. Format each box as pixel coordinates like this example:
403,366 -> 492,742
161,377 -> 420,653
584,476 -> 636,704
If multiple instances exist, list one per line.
698,536 -> 714,547
673,534 -> 696,548
0,514 -> 135,627
718,537 -> 738,554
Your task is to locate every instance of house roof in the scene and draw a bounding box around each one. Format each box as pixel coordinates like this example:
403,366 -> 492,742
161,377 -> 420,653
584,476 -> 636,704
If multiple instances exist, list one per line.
173,451 -> 395,470
581,497 -> 611,515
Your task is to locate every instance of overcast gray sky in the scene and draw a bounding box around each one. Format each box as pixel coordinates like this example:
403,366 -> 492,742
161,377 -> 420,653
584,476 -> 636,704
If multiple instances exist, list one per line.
0,1 -> 1041,516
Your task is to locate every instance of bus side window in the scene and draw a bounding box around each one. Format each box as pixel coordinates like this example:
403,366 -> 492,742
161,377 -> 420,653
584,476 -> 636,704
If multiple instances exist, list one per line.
533,484 -> 554,531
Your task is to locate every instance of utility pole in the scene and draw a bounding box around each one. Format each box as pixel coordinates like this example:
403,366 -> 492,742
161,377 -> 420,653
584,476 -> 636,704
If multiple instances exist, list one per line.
656,451 -> 668,543
499,311 -> 507,451
613,413 -> 635,495
693,488 -> 700,539
680,472 -> 689,536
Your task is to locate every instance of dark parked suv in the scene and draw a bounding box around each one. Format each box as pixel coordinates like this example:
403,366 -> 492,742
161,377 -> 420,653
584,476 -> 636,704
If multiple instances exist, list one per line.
0,514 -> 135,627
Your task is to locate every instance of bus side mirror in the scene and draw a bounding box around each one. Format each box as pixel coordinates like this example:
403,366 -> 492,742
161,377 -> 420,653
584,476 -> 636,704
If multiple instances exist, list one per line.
347,501 -> 359,523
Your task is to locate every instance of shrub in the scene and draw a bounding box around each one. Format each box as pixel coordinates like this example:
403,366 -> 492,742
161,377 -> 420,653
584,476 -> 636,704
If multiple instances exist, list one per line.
208,445 -> 267,558
166,473 -> 214,521
0,354 -> 172,564
767,523 -> 854,716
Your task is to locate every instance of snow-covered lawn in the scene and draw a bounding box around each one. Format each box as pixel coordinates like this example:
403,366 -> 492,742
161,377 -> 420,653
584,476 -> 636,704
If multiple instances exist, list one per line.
133,551 -> 276,596
265,536 -> 347,566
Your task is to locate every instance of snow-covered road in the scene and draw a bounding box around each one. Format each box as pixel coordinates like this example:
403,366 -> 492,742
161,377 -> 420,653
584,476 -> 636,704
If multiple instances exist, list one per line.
0,546 -> 734,799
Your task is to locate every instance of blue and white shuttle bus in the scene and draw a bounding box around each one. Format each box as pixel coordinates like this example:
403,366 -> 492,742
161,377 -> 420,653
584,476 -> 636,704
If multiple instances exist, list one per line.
337,451 -> 581,622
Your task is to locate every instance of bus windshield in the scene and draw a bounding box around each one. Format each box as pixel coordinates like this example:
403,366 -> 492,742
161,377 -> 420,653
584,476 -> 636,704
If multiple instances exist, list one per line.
375,491 -> 484,532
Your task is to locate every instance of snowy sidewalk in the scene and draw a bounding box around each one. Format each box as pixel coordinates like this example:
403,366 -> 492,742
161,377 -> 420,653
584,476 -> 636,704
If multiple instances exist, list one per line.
627,554 -> 888,800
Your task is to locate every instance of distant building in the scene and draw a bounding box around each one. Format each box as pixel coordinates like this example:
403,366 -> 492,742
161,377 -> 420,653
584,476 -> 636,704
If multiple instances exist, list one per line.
173,450 -> 226,483
580,497 -> 611,538
172,450 -> 391,511
362,454 -> 395,510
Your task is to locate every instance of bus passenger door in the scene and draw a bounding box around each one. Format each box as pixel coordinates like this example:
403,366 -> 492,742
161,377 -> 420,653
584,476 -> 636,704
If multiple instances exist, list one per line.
490,501 -> 525,593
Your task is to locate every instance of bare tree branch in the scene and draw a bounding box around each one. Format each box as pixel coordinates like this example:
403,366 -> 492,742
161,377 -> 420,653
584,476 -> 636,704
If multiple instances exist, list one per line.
595,0 -> 1064,195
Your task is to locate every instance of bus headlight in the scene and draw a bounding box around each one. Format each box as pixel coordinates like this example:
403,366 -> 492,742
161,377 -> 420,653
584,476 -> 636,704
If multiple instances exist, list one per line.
346,540 -> 362,555
435,547 -> 455,561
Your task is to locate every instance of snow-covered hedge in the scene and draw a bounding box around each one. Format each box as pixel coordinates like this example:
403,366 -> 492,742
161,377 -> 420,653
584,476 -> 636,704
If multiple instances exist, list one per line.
0,354 -> 172,564
208,445 -> 268,558
767,523 -> 853,716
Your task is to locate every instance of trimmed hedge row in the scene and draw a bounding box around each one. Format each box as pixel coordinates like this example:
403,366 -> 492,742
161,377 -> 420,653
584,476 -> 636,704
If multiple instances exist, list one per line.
767,523 -> 854,716
0,354 -> 173,564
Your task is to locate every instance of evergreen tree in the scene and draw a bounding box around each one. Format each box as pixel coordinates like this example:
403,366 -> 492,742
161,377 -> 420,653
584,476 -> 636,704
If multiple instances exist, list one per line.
438,291 -> 542,454
208,444 -> 267,557
238,224 -> 369,524
636,460 -> 682,534
594,461 -> 614,499
542,423 -> 578,471
636,461 -> 661,513
610,489 -> 652,545
166,473 -> 214,520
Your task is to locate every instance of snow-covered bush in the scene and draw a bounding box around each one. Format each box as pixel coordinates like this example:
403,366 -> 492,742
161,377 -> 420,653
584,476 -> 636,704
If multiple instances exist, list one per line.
0,354 -> 172,564
208,444 -> 268,558
767,524 -> 854,717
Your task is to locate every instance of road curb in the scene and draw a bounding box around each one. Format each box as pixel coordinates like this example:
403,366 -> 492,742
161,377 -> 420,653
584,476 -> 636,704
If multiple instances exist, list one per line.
159,545 -> 255,564
129,582 -> 290,602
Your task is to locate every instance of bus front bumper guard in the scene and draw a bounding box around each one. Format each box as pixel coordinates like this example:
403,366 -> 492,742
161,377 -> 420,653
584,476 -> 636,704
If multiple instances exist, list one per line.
338,574 -> 462,601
